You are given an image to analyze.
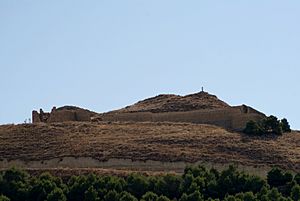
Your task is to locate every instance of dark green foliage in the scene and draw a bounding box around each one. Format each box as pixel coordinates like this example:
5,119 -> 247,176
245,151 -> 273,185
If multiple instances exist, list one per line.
263,115 -> 282,134
46,188 -> 66,201
84,186 -> 99,201
0,195 -> 10,201
243,120 -> 263,135
119,191 -> 138,201
280,118 -> 291,133
294,173 -> 300,185
29,172 -> 66,201
104,190 -> 119,201
291,184 -> 300,201
155,174 -> 182,198
267,167 -> 293,188
186,190 -> 204,201
0,166 -> 298,201
157,195 -> 171,201
126,173 -> 149,198
1,168 -> 30,201
141,191 -> 159,201
244,115 -> 292,135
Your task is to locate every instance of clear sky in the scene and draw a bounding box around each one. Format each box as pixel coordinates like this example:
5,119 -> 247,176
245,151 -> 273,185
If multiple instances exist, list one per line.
0,1 -> 299,129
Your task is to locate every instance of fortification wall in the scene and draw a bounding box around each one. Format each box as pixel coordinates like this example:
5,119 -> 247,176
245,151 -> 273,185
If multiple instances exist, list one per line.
32,107 -> 92,123
101,106 -> 265,131
47,110 -> 76,122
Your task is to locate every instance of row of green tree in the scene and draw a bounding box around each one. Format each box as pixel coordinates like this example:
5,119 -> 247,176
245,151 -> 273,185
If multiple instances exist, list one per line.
1,165 -> 300,201
244,115 -> 291,135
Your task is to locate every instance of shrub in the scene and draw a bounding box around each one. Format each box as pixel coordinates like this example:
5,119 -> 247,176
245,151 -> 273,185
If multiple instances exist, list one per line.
281,118 -> 291,133
0,195 -> 10,201
84,186 -> 99,201
1,168 -> 30,201
294,173 -> 300,185
267,167 -> 293,188
243,120 -> 263,135
126,174 -> 149,198
244,115 -> 291,135
157,195 -> 171,201
291,184 -> 300,201
119,191 -> 138,201
141,191 -> 159,201
46,188 -> 66,201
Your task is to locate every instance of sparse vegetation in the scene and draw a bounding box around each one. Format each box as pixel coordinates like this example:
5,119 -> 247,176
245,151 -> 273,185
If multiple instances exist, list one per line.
0,121 -> 299,172
244,116 -> 291,135
1,166 -> 300,201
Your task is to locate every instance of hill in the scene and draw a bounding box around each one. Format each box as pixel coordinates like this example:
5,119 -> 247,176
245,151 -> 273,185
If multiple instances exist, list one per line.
0,121 -> 299,175
110,91 -> 230,113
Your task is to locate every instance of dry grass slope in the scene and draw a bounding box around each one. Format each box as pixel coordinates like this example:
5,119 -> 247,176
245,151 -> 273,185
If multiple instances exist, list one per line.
0,122 -> 299,172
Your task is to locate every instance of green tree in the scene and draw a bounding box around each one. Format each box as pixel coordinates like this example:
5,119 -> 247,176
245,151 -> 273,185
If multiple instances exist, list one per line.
244,175 -> 266,193
267,168 -> 293,187
46,188 -> 67,201
224,195 -> 242,201
263,115 -> 282,134
126,174 -> 149,198
104,190 -> 119,201
295,174 -> 300,185
0,195 -> 10,201
281,118 -> 291,133
157,195 -> 171,201
186,190 -> 204,201
155,174 -> 182,199
267,188 -> 283,201
242,192 -> 257,201
291,184 -> 300,201
179,193 -> 188,201
84,186 -> 99,201
119,191 -> 138,201
141,191 -> 159,201
243,120 -> 263,135
1,168 -> 30,201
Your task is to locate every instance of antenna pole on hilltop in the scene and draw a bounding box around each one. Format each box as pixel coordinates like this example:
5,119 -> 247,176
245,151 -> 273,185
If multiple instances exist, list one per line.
201,87 -> 204,92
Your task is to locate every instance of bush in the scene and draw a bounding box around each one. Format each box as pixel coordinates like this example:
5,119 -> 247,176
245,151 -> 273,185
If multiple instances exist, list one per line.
281,118 -> 291,133
0,195 -> 10,201
244,115 -> 291,135
157,195 -> 171,201
119,191 -> 138,201
294,173 -> 300,185
46,188 -> 66,201
126,174 -> 149,198
267,167 -> 293,188
243,120 -> 263,135
291,184 -> 300,201
1,168 -> 30,201
141,191 -> 159,201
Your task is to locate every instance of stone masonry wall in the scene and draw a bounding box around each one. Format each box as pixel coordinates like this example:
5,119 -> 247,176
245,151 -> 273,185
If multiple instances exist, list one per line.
100,106 -> 265,131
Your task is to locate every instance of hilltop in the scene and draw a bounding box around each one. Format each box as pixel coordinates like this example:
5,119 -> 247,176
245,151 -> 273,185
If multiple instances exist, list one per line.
110,91 -> 230,113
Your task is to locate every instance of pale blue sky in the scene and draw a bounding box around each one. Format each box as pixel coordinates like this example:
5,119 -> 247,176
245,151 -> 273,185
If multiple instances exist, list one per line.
0,1 -> 299,129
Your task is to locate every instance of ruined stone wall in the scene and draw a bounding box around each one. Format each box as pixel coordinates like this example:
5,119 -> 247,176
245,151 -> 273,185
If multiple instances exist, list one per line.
32,107 -> 92,123
100,106 -> 265,131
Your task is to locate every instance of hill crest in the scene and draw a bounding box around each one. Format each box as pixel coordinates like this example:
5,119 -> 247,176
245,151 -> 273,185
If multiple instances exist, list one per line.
111,91 -> 230,113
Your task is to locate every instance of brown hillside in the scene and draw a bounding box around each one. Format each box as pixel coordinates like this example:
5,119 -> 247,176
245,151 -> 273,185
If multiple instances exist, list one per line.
111,91 -> 230,113
0,122 -> 299,173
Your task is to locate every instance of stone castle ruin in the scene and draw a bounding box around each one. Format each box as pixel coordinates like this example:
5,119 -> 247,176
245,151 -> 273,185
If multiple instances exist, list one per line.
32,106 -> 96,123
32,91 -> 265,131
